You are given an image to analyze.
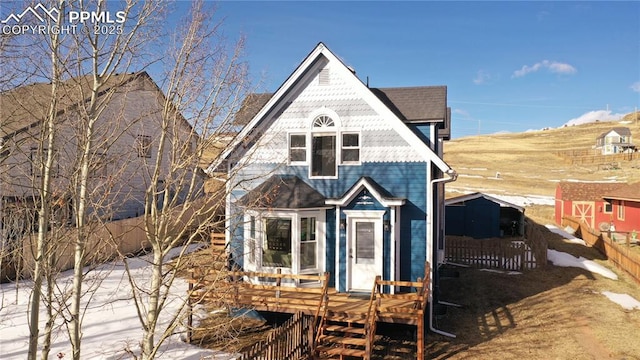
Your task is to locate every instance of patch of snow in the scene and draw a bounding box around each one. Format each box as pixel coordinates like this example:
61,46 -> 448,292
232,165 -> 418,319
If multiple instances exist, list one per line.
479,269 -> 522,275
545,225 -> 586,245
0,244 -> 225,359
547,249 -> 618,280
565,179 -> 621,183
489,193 -> 555,207
470,167 -> 488,171
602,291 -> 640,310
548,179 -> 561,182
458,174 -> 484,179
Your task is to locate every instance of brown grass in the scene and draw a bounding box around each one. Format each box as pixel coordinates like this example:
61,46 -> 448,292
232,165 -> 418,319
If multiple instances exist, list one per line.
444,117 -> 640,197
432,116 -> 640,359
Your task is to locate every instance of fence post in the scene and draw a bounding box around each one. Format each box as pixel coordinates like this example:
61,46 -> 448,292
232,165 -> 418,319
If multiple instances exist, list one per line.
276,268 -> 282,300
187,281 -> 193,344
627,232 -> 631,248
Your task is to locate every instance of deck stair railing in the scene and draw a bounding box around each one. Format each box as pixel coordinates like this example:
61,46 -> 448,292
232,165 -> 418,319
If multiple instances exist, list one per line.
314,276 -> 381,360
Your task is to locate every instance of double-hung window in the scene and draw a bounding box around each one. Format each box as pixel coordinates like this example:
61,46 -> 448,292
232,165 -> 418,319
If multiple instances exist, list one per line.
300,217 -> 317,270
137,135 -> 152,158
311,115 -> 337,177
289,134 -> 306,163
341,132 -> 360,164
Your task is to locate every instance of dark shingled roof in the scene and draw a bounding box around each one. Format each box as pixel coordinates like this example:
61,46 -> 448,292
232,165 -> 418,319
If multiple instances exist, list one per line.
233,86 -> 447,126
240,175 -> 326,209
558,182 -> 627,202
603,182 -> 640,202
370,86 -> 447,123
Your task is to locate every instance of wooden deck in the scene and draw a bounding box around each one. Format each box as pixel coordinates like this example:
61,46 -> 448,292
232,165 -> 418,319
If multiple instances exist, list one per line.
188,263 -> 430,359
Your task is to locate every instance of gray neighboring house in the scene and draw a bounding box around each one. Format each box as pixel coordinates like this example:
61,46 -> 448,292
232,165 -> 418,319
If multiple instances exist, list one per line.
0,72 -> 203,249
595,127 -> 636,155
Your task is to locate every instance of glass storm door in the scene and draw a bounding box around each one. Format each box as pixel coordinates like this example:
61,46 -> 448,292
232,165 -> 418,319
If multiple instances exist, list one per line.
349,218 -> 382,292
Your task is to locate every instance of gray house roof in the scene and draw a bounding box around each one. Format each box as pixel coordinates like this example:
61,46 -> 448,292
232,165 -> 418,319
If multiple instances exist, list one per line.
1,72 -> 157,139
239,175 -> 326,209
597,127 -> 632,140
233,86 -> 448,126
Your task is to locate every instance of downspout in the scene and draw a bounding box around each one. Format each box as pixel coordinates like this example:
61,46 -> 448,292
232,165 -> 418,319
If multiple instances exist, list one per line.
427,168 -> 457,338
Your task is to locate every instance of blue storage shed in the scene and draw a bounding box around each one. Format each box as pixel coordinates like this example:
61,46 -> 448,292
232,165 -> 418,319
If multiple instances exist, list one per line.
445,192 -> 524,239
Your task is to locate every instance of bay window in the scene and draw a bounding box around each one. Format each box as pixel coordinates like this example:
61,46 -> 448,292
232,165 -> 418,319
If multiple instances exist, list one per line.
263,218 -> 292,267
245,210 -> 324,274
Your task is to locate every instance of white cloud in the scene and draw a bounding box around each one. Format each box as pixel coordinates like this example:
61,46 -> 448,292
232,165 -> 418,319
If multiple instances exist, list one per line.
453,108 -> 470,117
473,70 -> 490,84
512,60 -> 577,78
563,109 -> 625,126
631,81 -> 640,92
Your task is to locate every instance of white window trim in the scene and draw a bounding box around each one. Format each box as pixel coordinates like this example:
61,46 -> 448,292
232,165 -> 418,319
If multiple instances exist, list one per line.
617,200 -> 625,220
310,131 -> 338,179
288,132 -> 307,165
245,209 -> 326,277
340,130 -> 362,166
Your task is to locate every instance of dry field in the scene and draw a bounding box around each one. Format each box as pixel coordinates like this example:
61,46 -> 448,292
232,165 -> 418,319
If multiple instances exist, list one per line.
432,115 -> 640,359
444,115 -> 640,198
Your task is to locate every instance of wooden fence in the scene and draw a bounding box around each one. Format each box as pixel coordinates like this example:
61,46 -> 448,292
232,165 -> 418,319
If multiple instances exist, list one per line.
446,236 -> 539,271
4,198 -> 213,280
555,150 -> 639,165
524,217 -> 548,266
238,311 -> 312,360
562,216 -> 640,285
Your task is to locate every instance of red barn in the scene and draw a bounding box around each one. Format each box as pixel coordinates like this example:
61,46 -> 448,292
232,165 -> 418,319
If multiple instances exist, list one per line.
555,182 -> 626,231
603,182 -> 640,233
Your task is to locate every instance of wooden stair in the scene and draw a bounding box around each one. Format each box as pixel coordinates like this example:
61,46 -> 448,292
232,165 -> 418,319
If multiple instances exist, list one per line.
210,232 -> 228,271
315,317 -> 369,359
314,278 -> 380,360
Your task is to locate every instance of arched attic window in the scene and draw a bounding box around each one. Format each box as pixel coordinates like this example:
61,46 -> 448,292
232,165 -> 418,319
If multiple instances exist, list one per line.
312,115 -> 335,128
311,115 -> 337,177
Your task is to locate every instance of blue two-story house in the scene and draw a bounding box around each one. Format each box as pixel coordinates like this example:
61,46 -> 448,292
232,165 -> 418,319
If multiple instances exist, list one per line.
208,43 -> 456,296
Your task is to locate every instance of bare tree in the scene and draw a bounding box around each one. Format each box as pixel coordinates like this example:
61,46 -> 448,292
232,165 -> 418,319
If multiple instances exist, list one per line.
118,2 -> 249,358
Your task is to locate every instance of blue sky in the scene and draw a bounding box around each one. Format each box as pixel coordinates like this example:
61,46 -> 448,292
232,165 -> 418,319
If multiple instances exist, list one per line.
203,1 -> 640,138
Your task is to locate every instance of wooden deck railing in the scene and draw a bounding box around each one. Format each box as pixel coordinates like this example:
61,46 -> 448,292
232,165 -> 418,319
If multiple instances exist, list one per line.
373,262 -> 430,360
364,276 -> 381,360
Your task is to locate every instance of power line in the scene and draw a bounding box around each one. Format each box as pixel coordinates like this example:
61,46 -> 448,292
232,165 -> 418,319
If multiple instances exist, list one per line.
449,100 -> 592,110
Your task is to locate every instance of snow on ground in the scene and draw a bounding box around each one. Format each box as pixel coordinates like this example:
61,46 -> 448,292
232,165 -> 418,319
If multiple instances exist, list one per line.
479,269 -> 522,275
602,292 -> 640,310
0,245 -> 232,360
446,188 -> 555,207
489,193 -> 555,207
547,250 -> 618,280
545,225 -> 619,280
545,225 -> 587,245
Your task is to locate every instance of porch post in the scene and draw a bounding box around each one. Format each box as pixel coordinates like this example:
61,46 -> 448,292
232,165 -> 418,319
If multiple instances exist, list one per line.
335,205 -> 340,292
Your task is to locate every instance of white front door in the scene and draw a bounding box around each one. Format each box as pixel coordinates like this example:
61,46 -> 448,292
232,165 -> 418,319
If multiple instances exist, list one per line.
348,217 -> 382,292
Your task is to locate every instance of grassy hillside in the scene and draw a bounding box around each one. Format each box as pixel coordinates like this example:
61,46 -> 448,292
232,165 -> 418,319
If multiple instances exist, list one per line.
444,113 -> 640,200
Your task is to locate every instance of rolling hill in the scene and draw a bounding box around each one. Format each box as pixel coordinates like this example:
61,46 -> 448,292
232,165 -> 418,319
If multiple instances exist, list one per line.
443,112 -> 640,203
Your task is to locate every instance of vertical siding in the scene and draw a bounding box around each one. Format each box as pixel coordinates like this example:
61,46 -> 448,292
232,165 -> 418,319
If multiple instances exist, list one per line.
325,208 -> 336,287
